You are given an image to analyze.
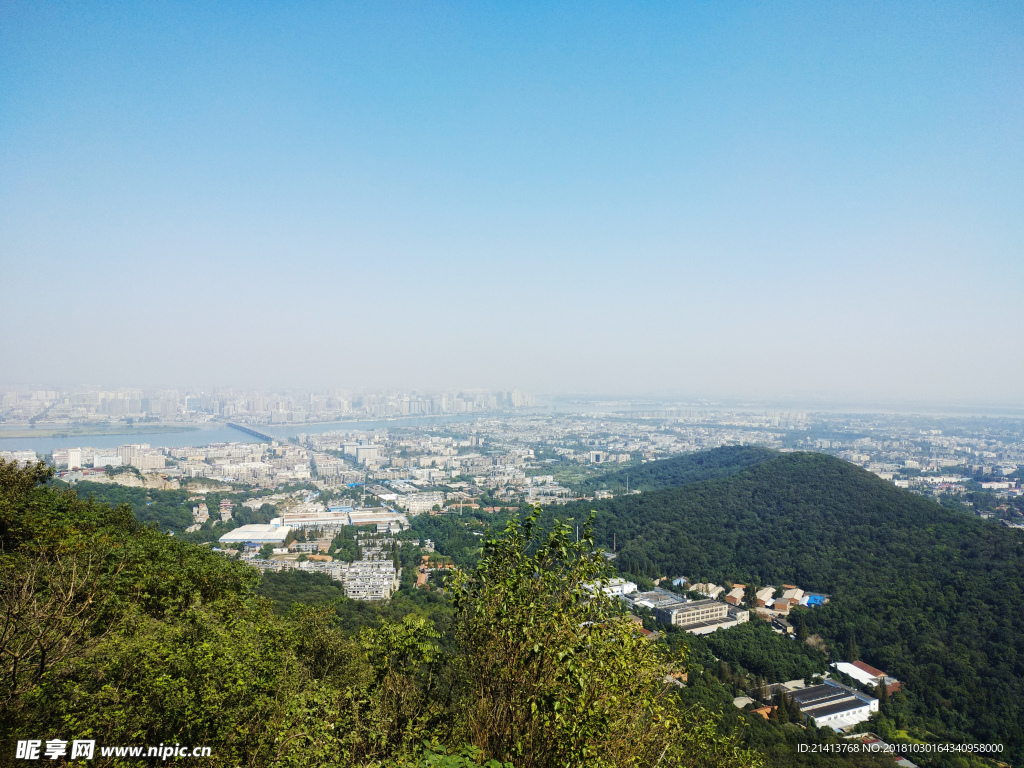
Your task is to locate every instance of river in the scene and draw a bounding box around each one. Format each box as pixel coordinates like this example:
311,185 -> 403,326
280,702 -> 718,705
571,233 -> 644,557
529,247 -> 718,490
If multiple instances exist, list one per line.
0,413 -> 484,455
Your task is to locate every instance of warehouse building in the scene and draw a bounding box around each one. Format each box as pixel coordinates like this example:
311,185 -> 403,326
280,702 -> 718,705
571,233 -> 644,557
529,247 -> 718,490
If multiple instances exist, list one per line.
218,523 -> 292,545
790,681 -> 878,730
832,661 -> 903,692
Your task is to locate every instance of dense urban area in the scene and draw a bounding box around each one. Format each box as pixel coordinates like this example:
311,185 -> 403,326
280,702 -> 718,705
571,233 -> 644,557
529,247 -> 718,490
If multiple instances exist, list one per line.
3,387 -> 1022,525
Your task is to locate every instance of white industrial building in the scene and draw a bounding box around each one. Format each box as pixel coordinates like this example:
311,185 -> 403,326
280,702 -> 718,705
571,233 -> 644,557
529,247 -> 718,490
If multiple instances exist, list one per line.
280,506 -> 408,532
791,681 -> 879,730
832,661 -> 901,691
618,588 -> 748,636
585,577 -> 638,597
218,523 -> 292,545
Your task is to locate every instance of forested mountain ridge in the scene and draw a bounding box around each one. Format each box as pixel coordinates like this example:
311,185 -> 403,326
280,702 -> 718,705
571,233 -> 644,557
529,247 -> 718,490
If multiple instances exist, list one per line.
565,449 -> 1024,760
587,450 -> 1012,589
584,445 -> 776,493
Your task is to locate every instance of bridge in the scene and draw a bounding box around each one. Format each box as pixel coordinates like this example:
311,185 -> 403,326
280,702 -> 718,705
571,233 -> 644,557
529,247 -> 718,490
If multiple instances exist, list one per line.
225,422 -> 277,443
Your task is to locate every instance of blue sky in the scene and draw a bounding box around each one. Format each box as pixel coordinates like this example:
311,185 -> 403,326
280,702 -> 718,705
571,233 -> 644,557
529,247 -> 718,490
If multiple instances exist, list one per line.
1,2 -> 1021,404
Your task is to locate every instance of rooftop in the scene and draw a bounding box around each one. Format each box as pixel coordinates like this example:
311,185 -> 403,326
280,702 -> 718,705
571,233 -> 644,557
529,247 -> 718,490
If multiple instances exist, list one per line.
852,660 -> 886,678
218,524 -> 292,544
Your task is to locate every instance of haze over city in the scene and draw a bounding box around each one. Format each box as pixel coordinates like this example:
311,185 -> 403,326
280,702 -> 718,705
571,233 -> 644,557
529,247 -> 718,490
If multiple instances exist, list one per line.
2,3 -> 1021,405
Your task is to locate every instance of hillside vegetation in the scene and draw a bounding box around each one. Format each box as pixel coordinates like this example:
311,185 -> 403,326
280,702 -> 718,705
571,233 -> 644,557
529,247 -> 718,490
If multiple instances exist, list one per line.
0,459 -> 760,768
584,445 -> 776,493
564,449 -> 1024,760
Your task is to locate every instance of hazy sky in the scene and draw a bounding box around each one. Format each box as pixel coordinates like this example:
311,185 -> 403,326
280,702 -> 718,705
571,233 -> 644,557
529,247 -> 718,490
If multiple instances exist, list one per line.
2,2 -> 1022,404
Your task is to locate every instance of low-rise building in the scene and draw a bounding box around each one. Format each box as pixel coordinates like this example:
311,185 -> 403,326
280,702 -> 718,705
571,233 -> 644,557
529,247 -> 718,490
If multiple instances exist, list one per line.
585,577 -> 638,597
218,523 -> 292,546
0,450 -> 40,467
691,582 -> 725,600
655,600 -> 750,635
790,681 -> 878,730
832,661 -> 902,692
192,503 -> 210,524
280,505 -> 407,531
621,588 -> 687,612
92,454 -> 122,468
397,491 -> 445,514
773,596 -> 798,613
657,599 -> 727,626
771,616 -> 794,634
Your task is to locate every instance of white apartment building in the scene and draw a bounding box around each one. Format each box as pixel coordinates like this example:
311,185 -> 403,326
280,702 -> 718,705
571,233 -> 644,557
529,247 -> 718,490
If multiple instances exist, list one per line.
397,492 -> 444,515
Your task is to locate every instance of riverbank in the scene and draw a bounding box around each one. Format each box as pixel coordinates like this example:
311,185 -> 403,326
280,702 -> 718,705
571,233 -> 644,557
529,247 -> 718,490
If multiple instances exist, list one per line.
0,424 -> 200,439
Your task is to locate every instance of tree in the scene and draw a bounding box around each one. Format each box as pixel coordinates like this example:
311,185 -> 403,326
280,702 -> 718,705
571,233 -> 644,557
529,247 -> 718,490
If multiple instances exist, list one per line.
845,636 -> 859,663
744,584 -> 758,607
449,508 -> 762,768
259,543 -> 274,559
877,679 -> 891,718
787,692 -> 802,723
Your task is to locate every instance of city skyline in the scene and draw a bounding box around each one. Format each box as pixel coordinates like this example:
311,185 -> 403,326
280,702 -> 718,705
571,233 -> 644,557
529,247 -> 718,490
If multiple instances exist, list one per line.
3,384 -> 1023,431
1,382 -> 1022,416
2,3 -> 1022,403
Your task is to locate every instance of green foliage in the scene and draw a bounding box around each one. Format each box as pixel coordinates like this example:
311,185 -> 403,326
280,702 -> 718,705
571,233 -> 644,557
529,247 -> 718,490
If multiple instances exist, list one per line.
407,514 -> 498,568
61,479 -> 194,529
104,464 -> 144,480
449,509 -> 762,768
0,461 -> 294,766
256,569 -> 454,638
59,480 -> 278,535
258,570 -> 347,612
583,446 -> 775,493
328,525 -> 361,561
673,619 -> 827,683
31,599 -> 307,765
561,449 -> 1024,760
390,744 -> 513,768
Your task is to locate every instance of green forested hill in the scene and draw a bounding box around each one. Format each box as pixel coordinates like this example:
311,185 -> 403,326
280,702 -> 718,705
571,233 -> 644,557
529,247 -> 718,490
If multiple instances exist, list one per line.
584,445 -> 776,492
565,449 -> 1024,759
